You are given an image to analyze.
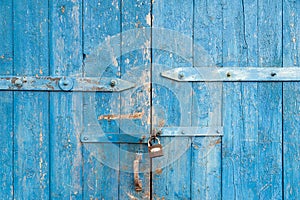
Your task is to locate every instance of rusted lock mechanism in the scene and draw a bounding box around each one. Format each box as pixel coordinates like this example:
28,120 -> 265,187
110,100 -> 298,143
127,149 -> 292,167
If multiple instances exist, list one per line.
148,137 -> 163,158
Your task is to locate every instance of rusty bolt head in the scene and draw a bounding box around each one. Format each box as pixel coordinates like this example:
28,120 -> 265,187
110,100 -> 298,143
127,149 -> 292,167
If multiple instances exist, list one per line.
178,72 -> 185,79
110,79 -> 116,87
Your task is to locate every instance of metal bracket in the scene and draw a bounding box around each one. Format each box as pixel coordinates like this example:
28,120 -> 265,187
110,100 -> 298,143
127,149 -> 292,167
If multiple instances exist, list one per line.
161,67 -> 300,82
0,76 -> 135,92
81,126 -> 223,143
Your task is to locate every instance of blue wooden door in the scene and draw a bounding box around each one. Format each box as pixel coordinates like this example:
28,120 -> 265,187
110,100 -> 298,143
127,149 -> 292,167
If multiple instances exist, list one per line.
1,0 -> 300,200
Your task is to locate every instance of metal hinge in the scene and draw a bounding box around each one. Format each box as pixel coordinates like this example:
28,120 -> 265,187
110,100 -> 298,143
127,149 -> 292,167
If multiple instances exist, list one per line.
0,76 -> 135,92
161,67 -> 300,82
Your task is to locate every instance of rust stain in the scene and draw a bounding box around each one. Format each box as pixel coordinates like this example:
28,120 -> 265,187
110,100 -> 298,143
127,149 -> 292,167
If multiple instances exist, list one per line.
155,168 -> 162,174
209,138 -> 221,147
98,111 -> 144,120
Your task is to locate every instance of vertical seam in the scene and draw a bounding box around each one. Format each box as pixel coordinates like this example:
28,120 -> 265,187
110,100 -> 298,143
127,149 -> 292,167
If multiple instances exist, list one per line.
150,0 -> 154,199
48,0 -> 51,199
12,0 -> 15,198
281,0 -> 284,199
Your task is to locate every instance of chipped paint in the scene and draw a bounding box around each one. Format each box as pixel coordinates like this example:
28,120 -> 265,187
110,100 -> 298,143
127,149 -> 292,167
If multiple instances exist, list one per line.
146,13 -> 152,26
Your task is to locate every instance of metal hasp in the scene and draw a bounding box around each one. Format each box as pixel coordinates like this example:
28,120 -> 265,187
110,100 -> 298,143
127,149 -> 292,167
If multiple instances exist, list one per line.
0,76 -> 135,92
161,67 -> 300,82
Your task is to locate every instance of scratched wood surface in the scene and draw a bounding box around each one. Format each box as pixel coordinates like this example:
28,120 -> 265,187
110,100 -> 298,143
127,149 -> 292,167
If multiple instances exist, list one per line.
83,0 -> 120,199
49,0 -> 83,199
222,0 -> 283,199
13,1 -> 50,199
119,0 -> 151,199
1,0 -> 300,199
283,0 -> 300,198
0,1 -> 13,199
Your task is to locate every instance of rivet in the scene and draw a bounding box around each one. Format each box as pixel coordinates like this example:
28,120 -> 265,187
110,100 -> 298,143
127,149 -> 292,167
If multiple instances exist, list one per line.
83,137 -> 88,141
226,72 -> 231,77
108,136 -> 113,139
216,130 -> 220,134
110,80 -> 116,87
271,72 -> 277,77
15,79 -> 23,87
178,72 -> 185,79
63,79 -> 69,86
181,130 -> 185,134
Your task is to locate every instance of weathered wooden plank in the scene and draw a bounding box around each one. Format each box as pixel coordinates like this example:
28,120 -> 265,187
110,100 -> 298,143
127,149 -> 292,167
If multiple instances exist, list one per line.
222,0 -> 283,199
283,0 -> 300,198
119,0 -> 151,198
222,0 -> 260,199
257,1 -> 283,199
0,1 -> 13,199
83,0 -> 120,199
191,137 -> 221,200
49,0 -> 83,199
192,0 -> 222,198
13,0 -> 50,199
152,0 -> 193,199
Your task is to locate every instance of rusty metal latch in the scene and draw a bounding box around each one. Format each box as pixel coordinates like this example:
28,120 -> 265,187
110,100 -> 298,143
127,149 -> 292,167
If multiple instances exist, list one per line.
161,67 -> 300,82
133,153 -> 143,192
0,76 -> 135,92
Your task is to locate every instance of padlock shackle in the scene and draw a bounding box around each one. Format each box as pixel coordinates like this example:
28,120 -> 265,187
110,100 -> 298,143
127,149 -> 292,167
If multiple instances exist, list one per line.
148,136 -> 160,146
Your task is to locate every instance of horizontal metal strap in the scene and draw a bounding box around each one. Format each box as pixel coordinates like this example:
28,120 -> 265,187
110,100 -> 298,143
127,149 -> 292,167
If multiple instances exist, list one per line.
81,126 -> 223,143
161,67 -> 300,82
0,76 -> 135,92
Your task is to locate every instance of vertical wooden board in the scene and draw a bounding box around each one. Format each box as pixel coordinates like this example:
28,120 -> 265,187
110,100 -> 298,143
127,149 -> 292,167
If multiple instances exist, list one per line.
83,0 -> 121,199
223,0 -> 283,199
283,0 -> 300,198
192,1 -> 222,199
191,137 -> 221,200
152,1 -> 193,199
119,0 -> 151,198
0,1 -> 13,199
13,1 -> 49,199
257,1 -> 283,199
49,0 -> 83,199
222,0 -> 261,199
82,144 -> 119,199
152,138 -> 191,200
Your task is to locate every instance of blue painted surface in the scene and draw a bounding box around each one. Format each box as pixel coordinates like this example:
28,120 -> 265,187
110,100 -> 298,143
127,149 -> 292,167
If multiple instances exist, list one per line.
0,0 -> 299,199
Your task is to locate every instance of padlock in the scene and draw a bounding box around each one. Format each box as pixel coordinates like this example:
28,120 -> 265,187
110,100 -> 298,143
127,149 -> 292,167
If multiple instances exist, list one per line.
148,137 -> 163,158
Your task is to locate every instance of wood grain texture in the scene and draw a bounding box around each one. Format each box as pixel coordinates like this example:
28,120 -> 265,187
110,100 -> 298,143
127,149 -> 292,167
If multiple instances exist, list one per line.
49,0 -> 83,199
13,0 -> 50,199
222,0 -> 283,199
192,0 -> 222,199
152,0 -> 193,199
283,0 -> 300,199
83,0 -> 120,199
0,1 -> 13,199
119,0 -> 151,199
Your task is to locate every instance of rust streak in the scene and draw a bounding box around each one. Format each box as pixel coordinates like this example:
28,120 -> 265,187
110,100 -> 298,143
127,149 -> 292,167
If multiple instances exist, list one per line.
98,111 -> 144,120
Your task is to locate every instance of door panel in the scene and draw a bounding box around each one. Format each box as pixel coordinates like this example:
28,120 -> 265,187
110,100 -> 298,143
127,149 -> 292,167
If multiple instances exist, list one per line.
1,0 -> 300,199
